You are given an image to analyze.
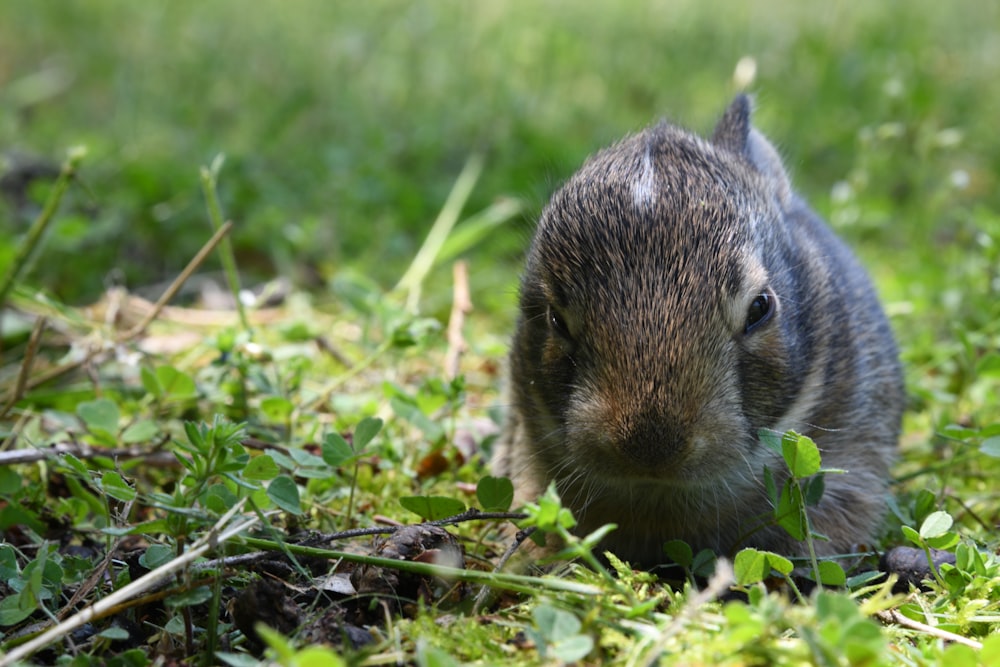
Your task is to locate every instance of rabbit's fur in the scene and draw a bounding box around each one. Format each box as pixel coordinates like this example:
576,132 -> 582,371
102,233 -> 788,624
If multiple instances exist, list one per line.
492,96 -> 904,564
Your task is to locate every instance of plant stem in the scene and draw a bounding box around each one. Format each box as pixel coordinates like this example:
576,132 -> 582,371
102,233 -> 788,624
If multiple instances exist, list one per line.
798,482 -> 822,590
0,147 -> 86,312
200,155 -> 250,333
346,459 -> 359,527
920,540 -> 949,590
239,536 -> 602,597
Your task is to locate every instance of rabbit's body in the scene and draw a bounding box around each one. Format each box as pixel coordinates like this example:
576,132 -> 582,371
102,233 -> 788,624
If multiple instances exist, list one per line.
492,96 -> 904,564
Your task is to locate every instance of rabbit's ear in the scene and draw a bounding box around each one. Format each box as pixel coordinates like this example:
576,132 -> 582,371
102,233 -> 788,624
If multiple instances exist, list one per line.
710,94 -> 753,153
712,95 -> 792,202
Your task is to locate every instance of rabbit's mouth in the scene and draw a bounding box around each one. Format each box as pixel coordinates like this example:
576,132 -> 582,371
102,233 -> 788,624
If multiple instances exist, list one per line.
558,420 -> 762,486
557,445 -> 751,490
551,467 -> 776,562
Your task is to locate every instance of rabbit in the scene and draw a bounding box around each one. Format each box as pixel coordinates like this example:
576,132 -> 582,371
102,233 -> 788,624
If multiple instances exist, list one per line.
492,95 -> 904,565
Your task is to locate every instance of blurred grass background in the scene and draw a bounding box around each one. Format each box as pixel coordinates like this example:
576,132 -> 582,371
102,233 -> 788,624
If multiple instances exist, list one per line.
1,0 -> 998,328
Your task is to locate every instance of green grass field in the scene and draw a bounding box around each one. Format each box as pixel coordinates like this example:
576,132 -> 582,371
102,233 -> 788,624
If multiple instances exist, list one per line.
2,1 -> 999,665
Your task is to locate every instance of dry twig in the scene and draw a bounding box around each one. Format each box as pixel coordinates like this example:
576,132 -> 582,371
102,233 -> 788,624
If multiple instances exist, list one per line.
0,441 -> 176,467
0,222 -> 233,406
876,608 -> 983,650
0,500 -> 257,667
0,316 -> 47,419
444,260 -> 472,380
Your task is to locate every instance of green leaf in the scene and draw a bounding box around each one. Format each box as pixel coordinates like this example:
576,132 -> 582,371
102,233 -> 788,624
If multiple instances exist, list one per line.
126,519 -> 169,535
981,634 -> 1000,667
552,635 -> 595,663
29,551 -> 52,590
183,421 -> 206,451
140,544 -> 175,569
0,505 -> 44,535
733,548 -> 793,585
389,396 -> 445,442
768,552 -> 794,575
118,648 -> 150,664
390,317 -> 442,349
293,466 -> 337,480
140,366 -> 162,397
77,398 -> 119,438
476,475 -> 514,511
919,510 -> 953,539
528,605 -> 592,661
203,483 -> 239,513
781,431 -> 822,477
942,644 -> 980,667
734,548 -> 769,585
758,429 -> 783,454
417,643 -> 460,667
121,419 -> 159,444
22,554 -> 63,599
975,353 -> 1000,377
243,454 -> 280,481
578,524 -> 617,552
97,626 -> 131,640
0,545 -> 19,579
59,453 -> 90,477
260,396 -> 294,424
0,593 -> 35,626
353,416 -> 383,450
217,653 -> 264,667
292,646 -> 349,667
156,365 -> 197,400
914,489 -> 937,524
691,549 -> 717,578
0,467 -> 20,495
763,465 -> 778,505
530,483 -> 576,531
775,480 -> 806,540
216,446 -> 250,473
803,474 -> 826,506
533,604 -> 581,641
322,432 -> 356,467
662,540 -> 693,568
267,475 -> 303,515
980,435 -> 1000,458
165,585 -> 213,608
269,449 -> 297,471
532,494 -> 560,529
900,525 -> 921,546
288,447 -> 327,469
812,560 -> 847,586
163,614 -> 187,636
100,471 -> 137,502
925,531 -> 960,551
399,495 -> 465,521
815,590 -> 863,624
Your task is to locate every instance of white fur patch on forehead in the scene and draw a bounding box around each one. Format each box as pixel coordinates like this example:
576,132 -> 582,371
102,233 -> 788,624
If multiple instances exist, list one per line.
631,149 -> 658,211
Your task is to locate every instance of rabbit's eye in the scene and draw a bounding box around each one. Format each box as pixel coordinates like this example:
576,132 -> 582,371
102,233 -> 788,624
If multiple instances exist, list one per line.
547,306 -> 572,340
745,291 -> 774,334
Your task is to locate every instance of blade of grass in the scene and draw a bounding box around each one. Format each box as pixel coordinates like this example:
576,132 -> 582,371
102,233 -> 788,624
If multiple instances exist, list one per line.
435,196 -> 522,265
0,147 -> 85,313
200,154 -> 250,332
395,154 -> 483,314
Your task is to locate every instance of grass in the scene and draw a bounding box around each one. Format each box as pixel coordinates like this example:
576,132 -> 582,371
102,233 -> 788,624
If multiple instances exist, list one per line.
1,1 -> 1000,665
